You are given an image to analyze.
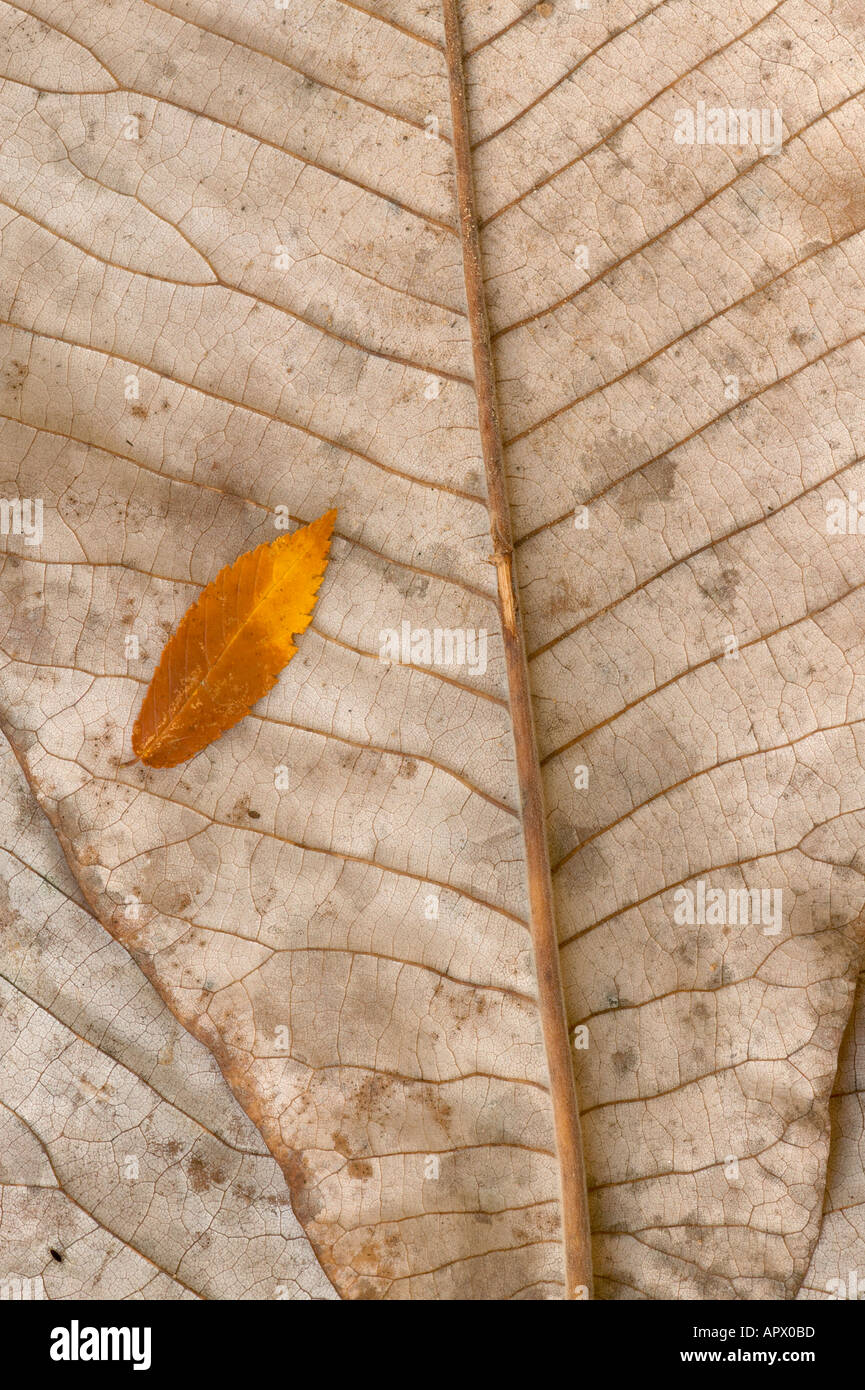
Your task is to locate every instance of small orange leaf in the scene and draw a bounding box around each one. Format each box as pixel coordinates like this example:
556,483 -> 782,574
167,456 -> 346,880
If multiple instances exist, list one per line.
132,508 -> 337,768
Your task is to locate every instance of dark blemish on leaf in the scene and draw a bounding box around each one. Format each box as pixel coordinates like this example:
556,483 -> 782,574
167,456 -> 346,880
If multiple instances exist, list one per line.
649,456 -> 677,500
612,1046 -> 637,1076
331,1131 -> 352,1157
392,571 -> 429,600
284,1150 -> 325,1222
347,1159 -> 374,1179
545,575 -> 590,619
698,566 -> 741,607
187,1153 -> 227,1193
6,359 -> 28,389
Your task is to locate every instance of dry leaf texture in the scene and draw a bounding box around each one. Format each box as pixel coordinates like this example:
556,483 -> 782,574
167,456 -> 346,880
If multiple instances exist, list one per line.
799,971 -> 865,1300
1,0 -> 865,1299
0,729 -> 336,1299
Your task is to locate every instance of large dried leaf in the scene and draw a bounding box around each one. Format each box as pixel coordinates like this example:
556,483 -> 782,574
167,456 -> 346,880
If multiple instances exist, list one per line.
799,971 -> 865,1300
1,0 -> 865,1300
0,729 -> 335,1299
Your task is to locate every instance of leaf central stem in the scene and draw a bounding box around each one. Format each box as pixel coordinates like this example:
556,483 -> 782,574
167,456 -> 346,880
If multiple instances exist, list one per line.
441,0 -> 594,1299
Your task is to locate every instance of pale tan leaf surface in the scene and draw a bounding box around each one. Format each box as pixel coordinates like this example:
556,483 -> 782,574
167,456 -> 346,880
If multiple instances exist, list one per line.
473,0 -> 865,1297
0,729 -> 337,1299
0,0 -> 558,1300
798,972 -> 865,1300
0,0 -> 864,1301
